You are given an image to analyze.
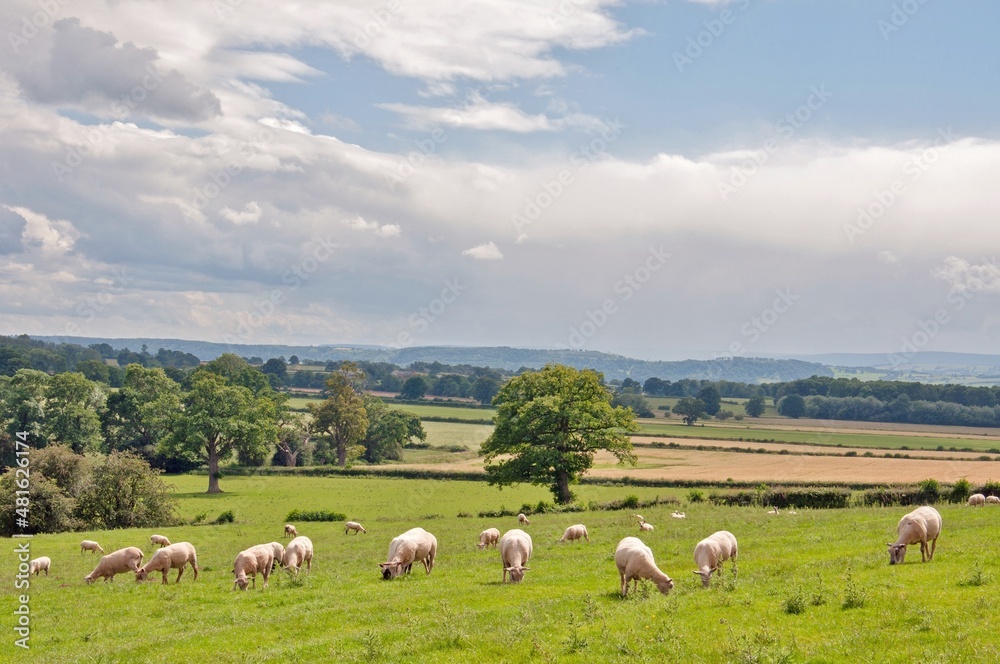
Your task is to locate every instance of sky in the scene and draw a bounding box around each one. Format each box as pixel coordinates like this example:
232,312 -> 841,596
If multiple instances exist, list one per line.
0,0 -> 998,361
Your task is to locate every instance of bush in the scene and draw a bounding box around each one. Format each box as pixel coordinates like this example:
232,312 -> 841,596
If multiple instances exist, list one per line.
950,477 -> 973,503
784,587 -> 806,615
622,494 -> 640,509
75,451 -> 178,530
688,489 -> 705,503
917,478 -> 940,503
285,509 -> 347,522
213,510 -> 235,524
0,469 -> 80,536
710,487 -> 850,509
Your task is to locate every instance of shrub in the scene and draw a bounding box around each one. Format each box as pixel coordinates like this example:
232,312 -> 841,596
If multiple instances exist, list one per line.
950,477 -> 973,503
76,451 -> 178,530
688,489 -> 705,503
784,587 -> 806,615
917,478 -> 940,503
622,494 -> 640,509
213,510 -> 235,524
285,509 -> 347,522
0,469 -> 79,536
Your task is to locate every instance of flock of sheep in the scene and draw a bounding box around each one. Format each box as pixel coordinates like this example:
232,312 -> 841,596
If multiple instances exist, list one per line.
23,502 -> 955,595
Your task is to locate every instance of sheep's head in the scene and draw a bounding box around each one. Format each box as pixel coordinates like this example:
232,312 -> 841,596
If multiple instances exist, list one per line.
887,543 -> 907,565
84,575 -> 93,585
693,569 -> 713,588
655,577 -> 675,595
476,542 -> 486,550
235,574 -> 250,590
380,562 -> 401,580
135,569 -> 149,582
505,565 -> 529,583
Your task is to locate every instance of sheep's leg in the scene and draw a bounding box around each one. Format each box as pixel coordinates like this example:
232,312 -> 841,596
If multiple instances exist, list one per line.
928,537 -> 937,561
176,566 -> 184,583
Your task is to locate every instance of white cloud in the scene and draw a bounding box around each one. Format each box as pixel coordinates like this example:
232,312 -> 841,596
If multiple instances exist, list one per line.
933,256 -> 1000,294
219,201 -> 263,225
462,241 -> 504,260
380,92 -> 604,133
347,216 -> 401,237
878,251 -> 898,265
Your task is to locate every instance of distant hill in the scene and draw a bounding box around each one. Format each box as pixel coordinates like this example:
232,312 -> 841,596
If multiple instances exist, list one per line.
32,336 -> 832,383
786,351 -> 1000,368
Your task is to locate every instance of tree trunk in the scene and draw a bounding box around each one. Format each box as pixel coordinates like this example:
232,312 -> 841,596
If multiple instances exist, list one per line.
337,441 -> 347,467
554,469 -> 572,504
207,449 -> 223,494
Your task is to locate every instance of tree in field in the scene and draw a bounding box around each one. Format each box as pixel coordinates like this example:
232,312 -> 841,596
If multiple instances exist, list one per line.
612,391 -> 654,418
274,411 -> 312,467
777,394 -> 806,419
75,451 -> 177,529
471,376 -> 501,405
162,372 -> 278,493
481,364 -> 637,504
696,385 -> 722,416
309,370 -> 369,467
43,372 -> 107,453
101,365 -> 181,458
673,397 -> 707,426
745,395 -> 766,418
361,396 -> 425,463
261,358 -> 288,387
400,375 -> 428,400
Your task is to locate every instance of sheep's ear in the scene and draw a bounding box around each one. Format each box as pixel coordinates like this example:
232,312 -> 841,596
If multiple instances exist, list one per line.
522,566 -> 531,570
692,570 -> 702,576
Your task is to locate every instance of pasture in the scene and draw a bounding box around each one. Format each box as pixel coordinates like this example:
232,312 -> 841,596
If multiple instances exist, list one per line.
6,475 -> 1000,662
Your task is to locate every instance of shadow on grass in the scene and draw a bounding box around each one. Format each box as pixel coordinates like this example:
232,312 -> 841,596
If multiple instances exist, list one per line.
172,492 -> 241,499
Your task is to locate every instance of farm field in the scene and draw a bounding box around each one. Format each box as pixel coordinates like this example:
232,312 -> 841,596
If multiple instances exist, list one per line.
6,475 -> 999,662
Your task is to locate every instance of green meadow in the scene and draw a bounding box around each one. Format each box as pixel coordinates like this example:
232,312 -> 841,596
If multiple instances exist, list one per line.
5,475 -> 998,662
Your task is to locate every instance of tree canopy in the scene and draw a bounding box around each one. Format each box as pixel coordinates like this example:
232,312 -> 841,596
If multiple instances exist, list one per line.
672,397 -> 707,426
481,364 -> 637,504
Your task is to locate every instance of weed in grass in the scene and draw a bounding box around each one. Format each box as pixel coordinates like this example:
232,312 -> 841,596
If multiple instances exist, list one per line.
362,629 -> 384,662
960,562 -> 991,587
583,593 -> 602,621
810,574 -> 827,606
783,587 -> 806,615
727,625 -> 794,664
842,572 -> 868,609
563,613 -> 589,653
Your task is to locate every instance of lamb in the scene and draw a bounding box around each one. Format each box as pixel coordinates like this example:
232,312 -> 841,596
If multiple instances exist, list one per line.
150,534 -> 171,548
282,536 -> 314,576
633,514 -> 644,522
380,527 -> 437,580
615,537 -> 674,597
136,542 -> 199,584
477,527 -> 500,550
233,544 -> 275,590
987,495 -> 1000,505
518,513 -> 530,526
559,524 -> 589,544
84,547 -> 144,584
345,521 -> 367,535
499,528 -> 533,583
80,540 -> 104,554
767,507 -> 780,515
692,531 -> 738,588
29,557 -> 51,576
888,506 -> 942,565
284,524 -> 298,538
639,521 -> 654,532
671,512 -> 686,519
968,493 -> 986,507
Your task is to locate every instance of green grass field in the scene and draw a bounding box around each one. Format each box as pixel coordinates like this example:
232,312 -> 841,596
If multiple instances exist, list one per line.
5,475 -> 998,662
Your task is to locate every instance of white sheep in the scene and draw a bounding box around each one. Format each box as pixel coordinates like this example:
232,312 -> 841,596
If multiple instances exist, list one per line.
987,495 -> 1000,505
345,521 -> 367,535
233,544 -> 275,590
149,534 -> 171,548
559,524 -> 589,544
84,547 -> 144,584
888,506 -> 942,565
499,529 -> 533,583
283,536 -> 314,576
615,536 -> 674,597
968,493 -> 986,507
639,521 -> 654,532
671,512 -> 686,519
517,513 -> 530,526
633,514 -> 645,522
284,524 -> 298,538
80,540 -> 104,554
477,527 -> 500,550
692,530 -> 738,588
380,528 -> 437,580
268,541 -> 285,569
767,507 -> 780,515
29,556 -> 51,576
136,542 -> 199,584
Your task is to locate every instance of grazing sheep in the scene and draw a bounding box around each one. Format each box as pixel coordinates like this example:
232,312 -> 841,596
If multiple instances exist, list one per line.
767,507 -> 780,515
233,544 -> 275,590
692,531 -> 738,588
888,506 -> 942,565
477,527 -> 500,550
987,495 -> 1000,505
268,542 -> 285,569
499,529 -> 533,583
615,537 -> 674,597
29,557 -> 51,576
80,540 -> 104,554
84,547 -> 144,584
380,528 -> 437,580
968,493 -> 986,507
634,514 -> 644,522
284,524 -> 298,538
136,542 -> 199,584
517,513 -> 530,526
559,524 -> 589,544
149,535 -> 171,548
283,536 -> 314,576
639,521 -> 654,532
671,512 -> 686,519
345,521 -> 367,535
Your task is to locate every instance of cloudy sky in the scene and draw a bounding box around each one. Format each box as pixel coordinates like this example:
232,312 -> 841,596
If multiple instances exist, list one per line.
1,0 -> 998,361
